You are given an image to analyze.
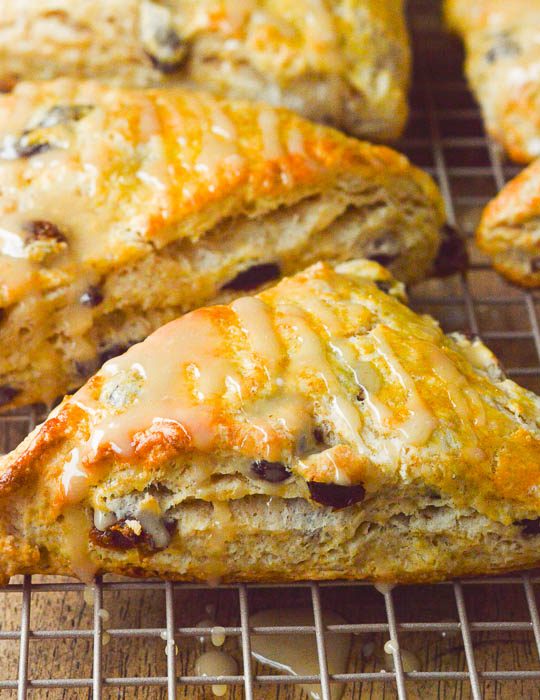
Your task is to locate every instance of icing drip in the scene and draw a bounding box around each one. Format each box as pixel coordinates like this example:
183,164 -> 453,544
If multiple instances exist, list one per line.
372,326 -> 437,446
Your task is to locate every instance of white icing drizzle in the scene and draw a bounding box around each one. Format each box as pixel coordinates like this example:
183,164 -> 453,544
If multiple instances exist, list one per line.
0,226 -> 26,257
278,303 -> 366,452
372,326 -> 437,446
258,108 -> 283,161
63,508 -> 97,583
194,98 -> 244,176
231,296 -> 282,373
287,127 -> 306,156
195,650 -> 238,697
250,608 -> 351,700
211,626 -> 226,647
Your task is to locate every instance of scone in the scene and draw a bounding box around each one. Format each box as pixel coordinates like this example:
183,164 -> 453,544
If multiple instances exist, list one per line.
0,79 -> 447,412
477,159 -> 540,286
1,259 -> 539,585
445,0 -> 540,163
0,0 -> 410,141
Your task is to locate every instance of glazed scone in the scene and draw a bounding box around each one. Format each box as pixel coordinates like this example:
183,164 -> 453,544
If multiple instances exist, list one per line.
445,0 -> 540,163
0,0 -> 410,142
0,79 -> 447,412
477,159 -> 540,286
1,260 -> 539,585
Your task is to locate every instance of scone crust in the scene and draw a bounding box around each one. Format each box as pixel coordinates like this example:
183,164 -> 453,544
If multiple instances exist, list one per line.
477,159 -> 540,286
0,0 -> 410,140
445,0 -> 540,163
0,260 -> 539,584
0,79 -> 445,410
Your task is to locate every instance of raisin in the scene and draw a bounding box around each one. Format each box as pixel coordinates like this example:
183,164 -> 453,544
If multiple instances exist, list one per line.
90,519 -> 176,551
251,460 -> 292,483
365,233 -> 400,268
432,224 -> 468,277
75,358 -> 99,378
308,481 -> 365,509
367,253 -> 398,267
36,104 -> 93,129
313,427 -> 326,444
146,28 -> 188,73
0,384 -> 20,407
12,136 -> 50,159
23,220 -> 67,244
485,33 -> 521,63
222,263 -> 281,292
80,285 -> 104,308
516,518 -> 540,536
531,257 -> 540,273
375,280 -> 393,294
99,343 -> 131,364
356,387 -> 366,402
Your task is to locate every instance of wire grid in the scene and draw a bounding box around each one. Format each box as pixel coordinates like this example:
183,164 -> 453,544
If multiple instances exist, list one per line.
1,1 -> 540,698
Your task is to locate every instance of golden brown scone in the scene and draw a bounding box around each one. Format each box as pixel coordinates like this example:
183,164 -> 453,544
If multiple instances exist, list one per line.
1,259 -> 539,585
477,159 -> 540,286
0,79 -> 447,412
445,0 -> 540,163
0,0 -> 410,141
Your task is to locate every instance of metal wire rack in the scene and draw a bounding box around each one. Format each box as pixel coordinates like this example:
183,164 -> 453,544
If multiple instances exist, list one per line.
1,1 -> 540,698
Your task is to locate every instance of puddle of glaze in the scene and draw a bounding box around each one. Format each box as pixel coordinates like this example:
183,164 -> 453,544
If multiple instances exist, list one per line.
250,608 -> 351,700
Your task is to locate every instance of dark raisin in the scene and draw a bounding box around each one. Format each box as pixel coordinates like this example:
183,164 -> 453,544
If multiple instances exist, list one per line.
308,481 -> 365,509
313,427 -> 326,444
0,384 -> 20,407
367,253 -> 398,267
12,136 -> 50,159
531,257 -> 540,273
485,32 -> 521,63
146,28 -> 188,73
356,387 -> 365,402
365,233 -> 400,268
23,220 -> 67,244
99,343 -> 131,364
0,77 -> 15,94
80,285 -> 103,308
90,519 -> 176,551
251,460 -> 292,483
516,518 -> 540,536
222,263 -> 281,292
74,358 -> 99,378
375,280 -> 392,293
36,104 -> 93,129
432,224 -> 468,277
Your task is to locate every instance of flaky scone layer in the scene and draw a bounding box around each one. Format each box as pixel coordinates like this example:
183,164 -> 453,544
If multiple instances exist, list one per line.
0,79 -> 446,411
0,0 -> 410,141
0,260 -> 539,584
477,158 -> 540,286
445,0 -> 540,163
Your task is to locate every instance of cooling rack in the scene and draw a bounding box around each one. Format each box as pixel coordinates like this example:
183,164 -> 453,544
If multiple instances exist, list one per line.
1,1 -> 540,698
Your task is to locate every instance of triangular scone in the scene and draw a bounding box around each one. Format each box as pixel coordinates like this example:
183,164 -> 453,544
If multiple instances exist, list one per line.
0,0 -> 410,141
477,159 -> 540,286
1,260 -> 539,585
445,0 -> 540,163
0,79 -> 446,411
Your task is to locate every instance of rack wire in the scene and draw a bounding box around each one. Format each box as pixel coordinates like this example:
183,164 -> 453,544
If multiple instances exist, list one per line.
1,1 -> 540,698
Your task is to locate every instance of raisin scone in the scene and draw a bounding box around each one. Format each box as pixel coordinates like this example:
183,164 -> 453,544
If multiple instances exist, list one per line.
477,159 -> 540,286
0,0 -> 410,142
0,79 -> 448,412
445,0 -> 540,163
1,259 -> 539,585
